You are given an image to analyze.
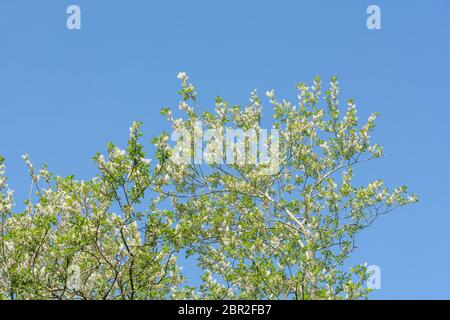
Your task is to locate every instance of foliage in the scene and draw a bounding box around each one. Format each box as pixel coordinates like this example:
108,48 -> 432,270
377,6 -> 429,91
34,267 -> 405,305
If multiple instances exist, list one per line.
0,74 -> 417,300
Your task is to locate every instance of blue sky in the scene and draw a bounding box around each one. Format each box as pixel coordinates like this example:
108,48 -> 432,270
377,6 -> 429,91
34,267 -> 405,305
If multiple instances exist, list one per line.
0,0 -> 449,299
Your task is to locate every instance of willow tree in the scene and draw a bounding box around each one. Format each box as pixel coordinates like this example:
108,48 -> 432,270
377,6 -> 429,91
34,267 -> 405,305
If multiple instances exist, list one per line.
0,74 -> 417,300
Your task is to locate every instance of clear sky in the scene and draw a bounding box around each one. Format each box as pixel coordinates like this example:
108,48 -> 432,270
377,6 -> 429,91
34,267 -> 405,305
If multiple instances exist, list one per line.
0,0 -> 449,299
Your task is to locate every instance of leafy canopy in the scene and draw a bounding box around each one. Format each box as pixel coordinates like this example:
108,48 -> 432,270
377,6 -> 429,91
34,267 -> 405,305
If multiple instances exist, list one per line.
0,74 -> 417,300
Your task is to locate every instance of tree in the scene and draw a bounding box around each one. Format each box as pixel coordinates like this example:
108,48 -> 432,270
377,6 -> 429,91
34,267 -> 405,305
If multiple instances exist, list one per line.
0,74 -> 417,300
